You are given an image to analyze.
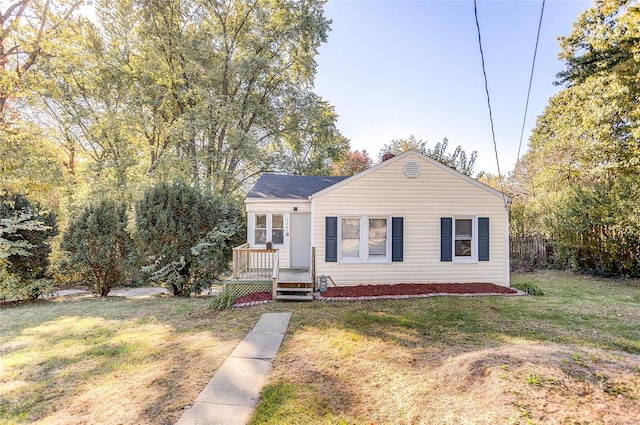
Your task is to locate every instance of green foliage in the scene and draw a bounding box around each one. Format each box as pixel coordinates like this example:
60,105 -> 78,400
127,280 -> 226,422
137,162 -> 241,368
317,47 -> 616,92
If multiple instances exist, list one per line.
38,0 -> 337,197
136,181 -> 243,297
552,177 -> 640,277
380,135 -> 478,176
0,192 -> 58,301
0,0 -> 85,122
510,0 -> 640,278
557,0 -> 640,89
61,199 -> 133,296
270,94 -> 351,175
512,281 -> 544,296
208,288 -> 235,311
0,274 -> 56,303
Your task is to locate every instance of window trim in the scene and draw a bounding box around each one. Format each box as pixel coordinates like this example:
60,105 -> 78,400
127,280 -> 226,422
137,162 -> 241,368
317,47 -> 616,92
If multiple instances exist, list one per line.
453,216 -> 478,263
338,215 -> 391,263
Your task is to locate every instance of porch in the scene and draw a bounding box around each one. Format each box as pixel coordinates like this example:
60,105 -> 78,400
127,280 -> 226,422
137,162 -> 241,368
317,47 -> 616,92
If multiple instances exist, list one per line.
231,244 -> 314,301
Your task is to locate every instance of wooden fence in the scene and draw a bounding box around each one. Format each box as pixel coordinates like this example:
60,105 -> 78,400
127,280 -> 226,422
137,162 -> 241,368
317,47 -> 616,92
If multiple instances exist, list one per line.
510,235 -> 556,266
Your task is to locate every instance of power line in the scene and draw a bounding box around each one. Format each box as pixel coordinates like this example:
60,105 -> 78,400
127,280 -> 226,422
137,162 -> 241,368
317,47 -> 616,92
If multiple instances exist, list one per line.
510,0 -> 546,195
473,0 -> 508,209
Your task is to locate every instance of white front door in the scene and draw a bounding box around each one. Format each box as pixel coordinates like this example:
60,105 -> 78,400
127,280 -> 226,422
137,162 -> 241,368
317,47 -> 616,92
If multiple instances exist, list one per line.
290,213 -> 311,269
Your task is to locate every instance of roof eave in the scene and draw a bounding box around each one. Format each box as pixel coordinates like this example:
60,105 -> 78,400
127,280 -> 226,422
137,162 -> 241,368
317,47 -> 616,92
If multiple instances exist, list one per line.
245,197 -> 311,203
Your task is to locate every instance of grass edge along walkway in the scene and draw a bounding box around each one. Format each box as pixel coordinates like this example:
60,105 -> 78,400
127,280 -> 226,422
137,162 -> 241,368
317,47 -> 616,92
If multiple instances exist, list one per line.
175,312 -> 292,425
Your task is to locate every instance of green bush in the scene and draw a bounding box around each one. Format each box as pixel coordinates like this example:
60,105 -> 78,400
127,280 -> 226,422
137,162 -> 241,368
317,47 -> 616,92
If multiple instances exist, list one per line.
0,192 -> 58,301
136,181 -> 243,297
553,177 -> 640,277
513,281 -> 544,296
61,199 -> 132,296
208,288 -> 235,310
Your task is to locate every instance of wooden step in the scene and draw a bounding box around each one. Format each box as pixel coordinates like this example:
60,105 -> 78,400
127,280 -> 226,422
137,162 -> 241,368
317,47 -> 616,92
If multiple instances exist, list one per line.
275,294 -> 313,301
277,282 -> 314,288
276,286 -> 313,293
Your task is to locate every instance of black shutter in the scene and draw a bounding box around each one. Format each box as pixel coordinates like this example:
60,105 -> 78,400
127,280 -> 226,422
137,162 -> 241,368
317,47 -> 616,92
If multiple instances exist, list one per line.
325,216 -> 338,262
478,217 -> 490,261
391,217 -> 403,262
441,217 -> 452,262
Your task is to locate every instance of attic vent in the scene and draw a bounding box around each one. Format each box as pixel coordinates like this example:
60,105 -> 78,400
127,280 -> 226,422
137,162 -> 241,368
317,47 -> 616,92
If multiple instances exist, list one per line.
403,161 -> 421,178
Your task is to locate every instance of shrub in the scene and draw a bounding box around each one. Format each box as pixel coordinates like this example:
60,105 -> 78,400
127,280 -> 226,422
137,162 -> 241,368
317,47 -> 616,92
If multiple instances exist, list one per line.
513,281 -> 544,296
61,199 -> 132,296
208,288 -> 235,310
553,177 -> 640,277
0,192 -> 58,301
136,181 -> 243,297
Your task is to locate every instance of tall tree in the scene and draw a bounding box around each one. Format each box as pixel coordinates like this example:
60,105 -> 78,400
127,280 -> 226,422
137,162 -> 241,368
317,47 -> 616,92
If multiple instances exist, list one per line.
270,93 -> 350,175
0,0 -> 83,123
39,0 -> 341,198
0,1 -> 82,205
514,0 -> 640,218
511,0 -> 640,274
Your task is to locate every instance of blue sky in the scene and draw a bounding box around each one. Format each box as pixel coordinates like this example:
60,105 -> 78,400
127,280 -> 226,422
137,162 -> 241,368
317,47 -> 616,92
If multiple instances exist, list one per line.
313,0 -> 593,175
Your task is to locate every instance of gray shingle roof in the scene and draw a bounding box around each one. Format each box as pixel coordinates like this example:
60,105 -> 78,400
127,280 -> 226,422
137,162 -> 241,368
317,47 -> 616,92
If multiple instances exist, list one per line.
247,173 -> 349,200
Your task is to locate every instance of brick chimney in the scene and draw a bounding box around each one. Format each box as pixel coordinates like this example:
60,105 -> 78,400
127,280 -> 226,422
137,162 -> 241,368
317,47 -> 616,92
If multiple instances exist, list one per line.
381,153 -> 395,162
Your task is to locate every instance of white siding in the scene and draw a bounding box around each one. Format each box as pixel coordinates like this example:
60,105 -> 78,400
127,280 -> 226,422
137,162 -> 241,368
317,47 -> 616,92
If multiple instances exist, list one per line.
313,152 -> 510,286
245,200 -> 312,269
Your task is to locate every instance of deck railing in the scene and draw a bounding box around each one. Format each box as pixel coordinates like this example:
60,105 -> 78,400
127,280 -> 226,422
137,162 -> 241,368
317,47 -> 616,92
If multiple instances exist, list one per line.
232,244 -> 278,280
271,251 -> 280,299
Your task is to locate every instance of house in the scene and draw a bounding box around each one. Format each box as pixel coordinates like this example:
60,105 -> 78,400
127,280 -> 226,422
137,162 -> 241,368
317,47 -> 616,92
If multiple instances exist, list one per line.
235,150 -> 510,299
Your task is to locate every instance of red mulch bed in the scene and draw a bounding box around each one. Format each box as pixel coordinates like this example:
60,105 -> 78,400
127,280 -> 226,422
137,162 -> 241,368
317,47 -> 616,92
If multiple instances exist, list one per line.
233,292 -> 272,305
233,283 -> 516,305
324,283 -> 516,297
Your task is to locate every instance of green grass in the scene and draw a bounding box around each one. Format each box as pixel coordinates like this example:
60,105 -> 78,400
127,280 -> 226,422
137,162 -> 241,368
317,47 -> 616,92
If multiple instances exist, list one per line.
2,271 -> 640,424
0,295 -> 263,425
249,271 -> 640,424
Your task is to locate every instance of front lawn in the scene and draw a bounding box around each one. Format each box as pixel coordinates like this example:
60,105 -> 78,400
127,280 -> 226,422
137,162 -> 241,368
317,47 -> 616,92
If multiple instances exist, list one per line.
252,271 -> 640,424
1,271 -> 639,424
0,295 -> 264,425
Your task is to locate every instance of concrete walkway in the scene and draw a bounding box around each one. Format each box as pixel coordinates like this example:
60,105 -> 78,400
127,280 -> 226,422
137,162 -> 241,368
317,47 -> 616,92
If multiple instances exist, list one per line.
44,286 -> 222,299
176,312 -> 292,425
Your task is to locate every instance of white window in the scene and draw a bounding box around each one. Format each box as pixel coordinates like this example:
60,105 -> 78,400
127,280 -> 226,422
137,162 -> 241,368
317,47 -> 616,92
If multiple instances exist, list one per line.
255,214 -> 267,245
253,213 -> 285,246
339,215 -> 389,262
368,218 -> 387,259
271,214 -> 284,245
454,217 -> 477,262
340,217 -> 360,259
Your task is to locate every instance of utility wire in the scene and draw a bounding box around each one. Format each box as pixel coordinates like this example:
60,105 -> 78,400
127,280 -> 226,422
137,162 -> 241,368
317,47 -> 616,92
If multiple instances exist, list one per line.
473,0 -> 508,209
510,0 -> 546,195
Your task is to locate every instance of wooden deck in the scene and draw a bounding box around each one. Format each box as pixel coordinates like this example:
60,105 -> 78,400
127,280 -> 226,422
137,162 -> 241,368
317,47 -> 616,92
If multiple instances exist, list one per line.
231,245 -> 314,301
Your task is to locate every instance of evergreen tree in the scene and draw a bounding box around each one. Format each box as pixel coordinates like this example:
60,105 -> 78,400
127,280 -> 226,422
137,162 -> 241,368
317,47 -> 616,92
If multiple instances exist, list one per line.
61,199 -> 132,296
136,181 -> 243,297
